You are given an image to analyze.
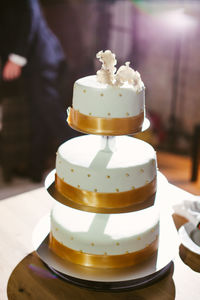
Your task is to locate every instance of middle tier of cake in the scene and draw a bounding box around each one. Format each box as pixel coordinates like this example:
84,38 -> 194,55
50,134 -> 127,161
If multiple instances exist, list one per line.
55,135 -> 157,212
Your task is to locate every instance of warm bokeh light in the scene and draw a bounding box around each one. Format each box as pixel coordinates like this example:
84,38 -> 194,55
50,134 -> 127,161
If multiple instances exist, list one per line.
157,8 -> 197,35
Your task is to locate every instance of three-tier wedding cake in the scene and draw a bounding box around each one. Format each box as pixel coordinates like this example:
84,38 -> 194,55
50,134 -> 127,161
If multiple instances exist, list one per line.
49,50 -> 159,269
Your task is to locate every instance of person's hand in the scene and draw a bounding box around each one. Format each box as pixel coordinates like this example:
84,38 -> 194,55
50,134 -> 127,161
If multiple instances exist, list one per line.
2,60 -> 22,81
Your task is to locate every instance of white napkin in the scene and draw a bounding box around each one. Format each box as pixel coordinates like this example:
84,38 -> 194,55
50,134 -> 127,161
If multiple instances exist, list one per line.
173,197 -> 200,228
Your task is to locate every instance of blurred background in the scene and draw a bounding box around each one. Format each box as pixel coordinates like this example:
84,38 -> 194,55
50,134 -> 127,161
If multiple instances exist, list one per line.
42,0 -> 200,152
0,0 -> 200,198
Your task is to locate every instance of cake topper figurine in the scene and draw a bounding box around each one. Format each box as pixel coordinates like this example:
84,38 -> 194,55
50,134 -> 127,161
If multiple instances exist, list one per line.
96,50 -> 144,92
96,50 -> 117,85
115,62 -> 144,92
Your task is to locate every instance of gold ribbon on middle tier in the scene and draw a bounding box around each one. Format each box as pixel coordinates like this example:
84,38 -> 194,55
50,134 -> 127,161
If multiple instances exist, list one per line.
55,174 -> 157,213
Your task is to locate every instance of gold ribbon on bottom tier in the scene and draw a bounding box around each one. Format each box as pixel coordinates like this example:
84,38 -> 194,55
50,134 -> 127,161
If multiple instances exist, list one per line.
49,233 -> 158,268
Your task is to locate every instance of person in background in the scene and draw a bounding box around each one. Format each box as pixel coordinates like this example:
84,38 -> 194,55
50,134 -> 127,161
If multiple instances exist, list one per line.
0,0 -> 76,182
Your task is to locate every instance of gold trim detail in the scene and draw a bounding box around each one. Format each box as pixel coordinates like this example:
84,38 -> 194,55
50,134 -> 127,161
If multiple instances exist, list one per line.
67,107 -> 144,135
55,174 -> 156,210
49,233 -> 158,268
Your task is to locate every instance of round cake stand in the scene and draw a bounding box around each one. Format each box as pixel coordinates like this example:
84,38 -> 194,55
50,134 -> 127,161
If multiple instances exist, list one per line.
47,262 -> 173,292
33,181 -> 178,292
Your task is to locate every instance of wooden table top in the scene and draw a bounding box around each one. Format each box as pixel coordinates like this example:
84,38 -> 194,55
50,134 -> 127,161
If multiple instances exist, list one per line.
0,183 -> 200,300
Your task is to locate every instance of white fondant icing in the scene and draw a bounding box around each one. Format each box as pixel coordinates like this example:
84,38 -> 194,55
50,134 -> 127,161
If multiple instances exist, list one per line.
51,203 -> 159,255
56,135 -> 157,193
72,75 -> 144,118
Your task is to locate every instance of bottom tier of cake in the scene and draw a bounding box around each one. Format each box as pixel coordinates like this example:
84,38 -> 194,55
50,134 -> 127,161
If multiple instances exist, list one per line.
49,203 -> 159,268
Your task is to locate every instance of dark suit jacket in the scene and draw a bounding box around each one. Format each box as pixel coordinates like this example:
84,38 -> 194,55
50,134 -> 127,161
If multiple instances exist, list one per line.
0,0 -> 65,71
0,0 -> 74,150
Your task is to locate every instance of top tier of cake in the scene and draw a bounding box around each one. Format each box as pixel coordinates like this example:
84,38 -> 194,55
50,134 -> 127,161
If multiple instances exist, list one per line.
67,50 -> 145,136
68,75 -> 145,135
73,75 -> 144,118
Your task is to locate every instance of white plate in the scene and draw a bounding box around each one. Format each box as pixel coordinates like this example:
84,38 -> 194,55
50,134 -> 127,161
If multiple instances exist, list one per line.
179,222 -> 200,255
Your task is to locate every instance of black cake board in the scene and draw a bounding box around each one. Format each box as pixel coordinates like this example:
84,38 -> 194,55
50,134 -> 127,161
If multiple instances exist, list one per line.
47,262 -> 173,292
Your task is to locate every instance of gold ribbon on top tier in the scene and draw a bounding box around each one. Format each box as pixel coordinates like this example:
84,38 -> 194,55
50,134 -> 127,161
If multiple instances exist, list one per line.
67,107 -> 144,135
55,174 -> 157,213
49,233 -> 158,268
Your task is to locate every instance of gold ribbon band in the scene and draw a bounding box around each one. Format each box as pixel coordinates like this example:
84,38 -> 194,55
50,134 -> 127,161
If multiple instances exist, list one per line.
67,107 -> 144,135
49,233 -> 158,268
55,174 -> 157,211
